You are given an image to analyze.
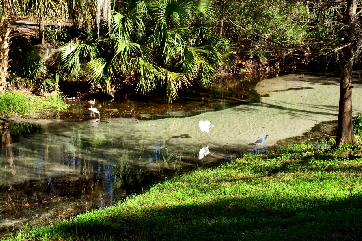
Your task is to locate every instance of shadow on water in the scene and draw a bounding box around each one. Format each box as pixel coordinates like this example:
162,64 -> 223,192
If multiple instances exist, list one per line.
58,73 -> 263,122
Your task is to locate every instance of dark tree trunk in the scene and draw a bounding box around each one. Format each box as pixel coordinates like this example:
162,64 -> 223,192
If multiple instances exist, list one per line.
337,47 -> 355,145
336,0 -> 357,146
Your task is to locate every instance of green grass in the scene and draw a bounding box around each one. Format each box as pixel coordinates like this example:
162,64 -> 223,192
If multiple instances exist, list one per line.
4,140 -> 362,240
0,91 -> 68,115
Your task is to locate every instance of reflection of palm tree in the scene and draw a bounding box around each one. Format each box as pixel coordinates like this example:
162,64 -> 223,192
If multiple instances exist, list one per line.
2,129 -> 15,175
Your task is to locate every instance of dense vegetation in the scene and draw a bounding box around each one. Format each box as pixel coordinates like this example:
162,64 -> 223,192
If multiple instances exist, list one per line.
5,0 -> 354,102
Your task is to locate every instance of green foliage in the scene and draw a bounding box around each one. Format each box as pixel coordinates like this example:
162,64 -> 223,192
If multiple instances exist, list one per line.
34,74 -> 61,94
40,93 -> 70,111
44,26 -> 74,46
353,113 -> 362,136
58,43 -> 98,77
0,91 -> 68,115
10,43 -> 44,80
0,91 -> 34,114
243,1 -> 308,43
58,0 -> 229,102
215,0 -> 310,43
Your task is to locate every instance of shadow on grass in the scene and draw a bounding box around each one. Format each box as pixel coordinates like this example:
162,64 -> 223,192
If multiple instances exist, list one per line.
33,193 -> 362,241
22,145 -> 362,241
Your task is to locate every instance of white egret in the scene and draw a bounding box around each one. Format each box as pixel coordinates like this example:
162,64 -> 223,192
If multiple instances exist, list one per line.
88,99 -> 96,107
199,120 -> 215,137
89,107 -> 100,118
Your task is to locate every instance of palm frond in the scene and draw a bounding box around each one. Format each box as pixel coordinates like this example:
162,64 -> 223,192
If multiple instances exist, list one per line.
183,45 -> 215,83
86,58 -> 107,80
196,0 -> 213,19
135,57 -> 162,93
133,55 -> 191,102
165,71 -> 189,102
58,43 -> 98,76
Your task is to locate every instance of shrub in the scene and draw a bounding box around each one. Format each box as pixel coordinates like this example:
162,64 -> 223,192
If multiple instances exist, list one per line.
353,113 -> 362,136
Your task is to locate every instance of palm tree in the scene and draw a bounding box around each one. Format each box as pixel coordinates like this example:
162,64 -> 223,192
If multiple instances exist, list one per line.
0,0 -> 12,92
58,0 -> 229,101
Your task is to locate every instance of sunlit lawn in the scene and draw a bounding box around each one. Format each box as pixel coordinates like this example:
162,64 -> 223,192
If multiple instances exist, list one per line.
4,140 -> 362,240
0,91 -> 68,115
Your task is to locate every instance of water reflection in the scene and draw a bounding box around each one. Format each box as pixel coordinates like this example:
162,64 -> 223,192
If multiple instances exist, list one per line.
198,146 -> 211,160
250,146 -> 268,154
3,72 -> 362,237
0,74 -> 269,236
0,96 -> 279,236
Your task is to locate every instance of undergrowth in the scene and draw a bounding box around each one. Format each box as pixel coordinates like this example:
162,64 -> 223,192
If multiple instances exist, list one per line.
0,91 -> 68,115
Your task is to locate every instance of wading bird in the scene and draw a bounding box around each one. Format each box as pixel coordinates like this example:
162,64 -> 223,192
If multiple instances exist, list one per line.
89,107 -> 100,118
199,120 -> 215,137
88,99 -> 96,107
255,135 -> 269,146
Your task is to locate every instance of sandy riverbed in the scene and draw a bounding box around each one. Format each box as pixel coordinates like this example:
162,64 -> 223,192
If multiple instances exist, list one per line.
127,73 -> 362,160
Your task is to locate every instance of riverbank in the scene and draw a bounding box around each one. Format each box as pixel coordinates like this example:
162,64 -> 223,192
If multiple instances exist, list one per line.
4,136 -> 362,241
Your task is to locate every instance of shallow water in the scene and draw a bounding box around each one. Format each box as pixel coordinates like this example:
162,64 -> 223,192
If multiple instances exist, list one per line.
1,72 -> 362,235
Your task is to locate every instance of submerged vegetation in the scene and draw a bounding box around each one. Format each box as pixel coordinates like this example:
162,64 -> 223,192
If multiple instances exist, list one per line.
3,135 -> 362,240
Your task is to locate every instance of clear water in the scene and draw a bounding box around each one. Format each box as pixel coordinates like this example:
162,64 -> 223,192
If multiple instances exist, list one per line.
2,72 -> 362,235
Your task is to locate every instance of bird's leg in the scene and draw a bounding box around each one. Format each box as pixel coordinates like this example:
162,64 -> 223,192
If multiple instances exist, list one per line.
208,125 -> 215,138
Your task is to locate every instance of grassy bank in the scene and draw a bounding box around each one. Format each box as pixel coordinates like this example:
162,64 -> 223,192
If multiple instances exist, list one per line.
0,91 -> 68,117
3,138 -> 362,240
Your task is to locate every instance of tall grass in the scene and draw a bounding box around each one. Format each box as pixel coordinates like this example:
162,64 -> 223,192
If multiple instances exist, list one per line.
4,139 -> 362,241
0,91 -> 68,115
353,113 -> 362,136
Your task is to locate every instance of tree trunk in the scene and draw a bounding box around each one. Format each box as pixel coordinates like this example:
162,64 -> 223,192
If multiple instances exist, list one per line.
39,20 -> 45,44
0,21 -> 10,92
336,0 -> 357,146
336,47 -> 355,145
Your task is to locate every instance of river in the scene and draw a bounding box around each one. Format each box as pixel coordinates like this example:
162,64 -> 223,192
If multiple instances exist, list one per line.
1,72 -> 362,236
